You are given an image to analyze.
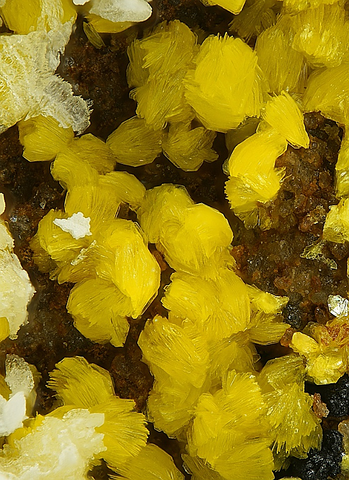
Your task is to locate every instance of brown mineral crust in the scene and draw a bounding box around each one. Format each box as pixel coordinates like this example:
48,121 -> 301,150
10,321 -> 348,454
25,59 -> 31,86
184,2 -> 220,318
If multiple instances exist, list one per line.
232,113 -> 347,330
155,0 -> 230,33
109,319 -> 153,412
58,17 -> 137,139
0,275 -> 117,410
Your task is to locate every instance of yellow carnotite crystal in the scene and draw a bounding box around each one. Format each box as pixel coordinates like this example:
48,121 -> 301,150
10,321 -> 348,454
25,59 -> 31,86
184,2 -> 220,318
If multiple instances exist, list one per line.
256,17 -> 308,95
225,117 -> 260,155
127,39 -> 148,89
262,92 -> 309,149
208,336 -> 258,387
31,209 -> 96,283
247,311 -> 290,345
283,0 -> 339,13
229,0 -> 277,41
51,135 -> 116,190
54,163 -> 143,216
183,448 -> 273,480
0,0 -> 76,34
335,130 -> 349,198
48,356 -> 148,472
159,203 -> 233,276
64,182 -> 122,235
128,20 -> 197,130
290,4 -> 349,68
323,199 -> 349,243
162,122 -> 218,172
91,397 -> 148,471
247,285 -> 289,315
200,0 -> 246,14
0,409 -> 105,480
188,370 -> 273,480
67,134 -> 117,174
116,444 -> 184,480
339,419 -> 349,474
146,377 -> 207,438
162,270 -> 251,341
259,355 -> 322,456
185,34 -> 265,132
51,150 -> 99,190
100,171 -> 146,210
106,116 -> 162,167
138,184 -> 233,277
137,184 -> 194,244
189,371 -> 269,457
246,285 -> 289,345
95,219 -> 160,318
303,62 -> 349,125
225,127 -> 287,227
31,171 -> 127,283
290,319 -> 349,384
18,115 -> 74,162
138,315 -> 210,437
48,356 -> 114,407
67,278 -> 132,347
139,315 -> 209,389
31,171 -> 154,342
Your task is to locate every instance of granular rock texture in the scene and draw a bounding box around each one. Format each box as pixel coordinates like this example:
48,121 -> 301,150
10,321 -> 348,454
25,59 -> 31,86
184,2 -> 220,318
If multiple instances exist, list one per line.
232,113 -> 347,330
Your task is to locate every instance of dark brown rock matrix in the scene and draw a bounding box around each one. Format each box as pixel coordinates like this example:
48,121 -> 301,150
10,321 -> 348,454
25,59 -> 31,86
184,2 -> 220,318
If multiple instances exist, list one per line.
232,113 -> 347,329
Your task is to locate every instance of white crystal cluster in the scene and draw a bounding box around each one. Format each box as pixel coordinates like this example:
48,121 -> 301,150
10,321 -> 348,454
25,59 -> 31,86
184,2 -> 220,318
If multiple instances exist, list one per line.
0,194 -> 35,338
0,0 -> 153,134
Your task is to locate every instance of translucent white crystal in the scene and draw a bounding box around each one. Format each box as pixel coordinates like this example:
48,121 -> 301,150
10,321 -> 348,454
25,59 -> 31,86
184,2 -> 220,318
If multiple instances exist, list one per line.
53,212 -> 92,240
89,0 -> 152,23
0,23 -> 91,134
0,409 -> 106,479
0,194 -> 5,216
0,224 -> 35,338
0,391 -> 27,437
5,355 -> 34,396
328,294 -> 348,318
4,355 -> 39,418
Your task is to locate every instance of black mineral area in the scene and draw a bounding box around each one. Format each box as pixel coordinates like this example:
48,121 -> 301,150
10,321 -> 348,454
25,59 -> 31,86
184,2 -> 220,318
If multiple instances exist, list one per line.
289,430 -> 344,480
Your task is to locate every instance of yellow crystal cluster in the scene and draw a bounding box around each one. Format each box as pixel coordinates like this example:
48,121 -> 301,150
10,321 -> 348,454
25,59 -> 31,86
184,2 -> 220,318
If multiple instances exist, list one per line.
109,3 -> 349,227
290,315 -> 349,384
0,355 -> 182,480
134,184 -> 324,478
23,115 -> 160,347
3,0 -> 349,477
107,21 -> 218,172
118,16 -> 312,224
